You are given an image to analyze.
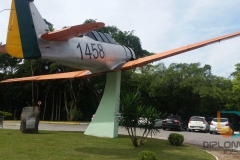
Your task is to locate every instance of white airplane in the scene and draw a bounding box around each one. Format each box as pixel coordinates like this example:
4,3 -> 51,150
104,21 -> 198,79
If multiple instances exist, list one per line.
1,0 -> 240,138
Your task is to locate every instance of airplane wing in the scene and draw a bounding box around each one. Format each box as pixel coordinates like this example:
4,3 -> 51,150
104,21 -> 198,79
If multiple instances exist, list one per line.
1,30 -> 240,83
117,30 -> 240,70
41,22 -> 105,41
0,70 -> 95,83
0,44 -> 6,53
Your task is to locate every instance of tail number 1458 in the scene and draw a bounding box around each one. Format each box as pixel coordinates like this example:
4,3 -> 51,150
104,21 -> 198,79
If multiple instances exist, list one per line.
77,43 -> 105,60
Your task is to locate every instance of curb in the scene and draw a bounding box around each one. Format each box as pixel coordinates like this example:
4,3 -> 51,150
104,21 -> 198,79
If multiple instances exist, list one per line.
184,142 -> 219,160
39,121 -> 80,125
3,120 -> 90,125
205,150 -> 218,160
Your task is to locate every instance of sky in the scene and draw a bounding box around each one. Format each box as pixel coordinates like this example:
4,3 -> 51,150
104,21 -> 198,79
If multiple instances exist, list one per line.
0,0 -> 240,77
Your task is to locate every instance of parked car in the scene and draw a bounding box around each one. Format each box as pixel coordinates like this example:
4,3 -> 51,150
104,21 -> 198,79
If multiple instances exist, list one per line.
209,117 -> 235,135
138,117 -> 162,128
154,118 -> 162,128
162,116 -> 187,131
188,116 -> 210,132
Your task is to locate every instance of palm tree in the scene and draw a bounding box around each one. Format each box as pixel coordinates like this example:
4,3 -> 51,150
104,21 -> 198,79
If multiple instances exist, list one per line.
119,91 -> 161,147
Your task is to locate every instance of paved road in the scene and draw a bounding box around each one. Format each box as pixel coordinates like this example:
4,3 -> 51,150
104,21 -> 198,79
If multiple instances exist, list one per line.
3,121 -> 240,150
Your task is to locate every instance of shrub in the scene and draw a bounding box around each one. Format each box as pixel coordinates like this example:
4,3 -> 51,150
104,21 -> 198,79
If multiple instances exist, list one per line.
70,108 -> 82,121
138,150 -> 157,160
168,133 -> 184,146
0,111 -> 12,120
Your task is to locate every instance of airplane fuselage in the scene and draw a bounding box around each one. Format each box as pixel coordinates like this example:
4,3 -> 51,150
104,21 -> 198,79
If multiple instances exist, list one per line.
39,35 -> 136,73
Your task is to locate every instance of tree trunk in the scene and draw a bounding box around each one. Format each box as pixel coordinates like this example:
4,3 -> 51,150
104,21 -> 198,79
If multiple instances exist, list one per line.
64,92 -> 70,121
58,92 -> 61,121
55,94 -> 58,121
36,85 -> 39,107
69,101 -> 74,121
42,92 -> 48,120
68,79 -> 77,121
132,137 -> 138,147
51,91 -> 54,121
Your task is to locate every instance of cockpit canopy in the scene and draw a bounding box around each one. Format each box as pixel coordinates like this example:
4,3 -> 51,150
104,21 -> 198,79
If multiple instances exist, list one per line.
84,31 -> 117,44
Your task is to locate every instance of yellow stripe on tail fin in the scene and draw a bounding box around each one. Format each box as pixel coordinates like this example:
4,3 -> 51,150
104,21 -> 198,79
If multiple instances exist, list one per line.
6,0 -> 24,58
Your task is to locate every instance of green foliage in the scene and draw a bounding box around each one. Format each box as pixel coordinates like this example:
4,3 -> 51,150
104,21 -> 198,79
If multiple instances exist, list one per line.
229,63 -> 240,110
119,91 -> 142,128
138,151 -> 157,160
0,54 -> 21,74
133,62 -> 234,119
139,106 -> 161,139
168,133 -> 184,146
0,111 -> 12,119
70,107 -> 82,121
119,91 -> 161,147
43,19 -> 54,32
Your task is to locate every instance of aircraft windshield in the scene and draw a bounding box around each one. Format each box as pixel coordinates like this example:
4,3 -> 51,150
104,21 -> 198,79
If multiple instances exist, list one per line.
84,31 -> 116,44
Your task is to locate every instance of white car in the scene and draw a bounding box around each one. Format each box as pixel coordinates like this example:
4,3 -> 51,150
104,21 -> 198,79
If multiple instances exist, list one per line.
209,118 -> 234,135
188,116 -> 210,132
138,117 -> 162,128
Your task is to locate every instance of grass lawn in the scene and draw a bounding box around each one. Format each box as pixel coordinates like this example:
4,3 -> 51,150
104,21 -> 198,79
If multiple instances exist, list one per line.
0,129 -> 215,160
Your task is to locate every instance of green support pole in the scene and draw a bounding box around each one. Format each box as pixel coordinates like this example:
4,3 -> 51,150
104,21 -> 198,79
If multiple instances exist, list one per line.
84,71 -> 121,138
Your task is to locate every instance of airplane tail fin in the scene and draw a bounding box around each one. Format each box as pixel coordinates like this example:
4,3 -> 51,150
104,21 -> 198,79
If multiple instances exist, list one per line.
6,0 -> 48,59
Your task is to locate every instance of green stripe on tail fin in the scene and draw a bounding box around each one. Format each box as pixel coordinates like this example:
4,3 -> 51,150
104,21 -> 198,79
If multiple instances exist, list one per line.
6,0 -> 41,59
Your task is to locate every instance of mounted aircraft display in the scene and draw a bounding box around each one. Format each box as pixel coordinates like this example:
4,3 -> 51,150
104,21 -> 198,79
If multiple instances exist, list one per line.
1,0 -> 240,138
0,0 -> 240,83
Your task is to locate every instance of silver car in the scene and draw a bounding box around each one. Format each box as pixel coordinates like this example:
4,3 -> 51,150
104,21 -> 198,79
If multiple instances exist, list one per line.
154,118 -> 162,128
209,118 -> 234,135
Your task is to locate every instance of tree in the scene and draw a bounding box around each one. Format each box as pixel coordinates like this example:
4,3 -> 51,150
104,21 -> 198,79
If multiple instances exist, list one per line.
0,54 -> 21,74
84,19 -> 152,58
119,91 -> 161,147
44,19 -> 55,32
230,63 -> 240,110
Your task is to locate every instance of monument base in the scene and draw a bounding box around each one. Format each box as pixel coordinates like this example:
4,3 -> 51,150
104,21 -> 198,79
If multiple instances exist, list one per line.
20,106 -> 40,134
84,71 -> 121,138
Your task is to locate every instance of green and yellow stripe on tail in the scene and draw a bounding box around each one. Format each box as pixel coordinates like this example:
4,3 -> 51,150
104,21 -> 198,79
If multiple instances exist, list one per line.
6,0 -> 41,59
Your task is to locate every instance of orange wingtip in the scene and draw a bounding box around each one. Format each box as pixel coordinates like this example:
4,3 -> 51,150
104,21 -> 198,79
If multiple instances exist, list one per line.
41,22 -> 105,41
0,70 -> 94,83
1,76 -> 41,83
117,30 -> 240,70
